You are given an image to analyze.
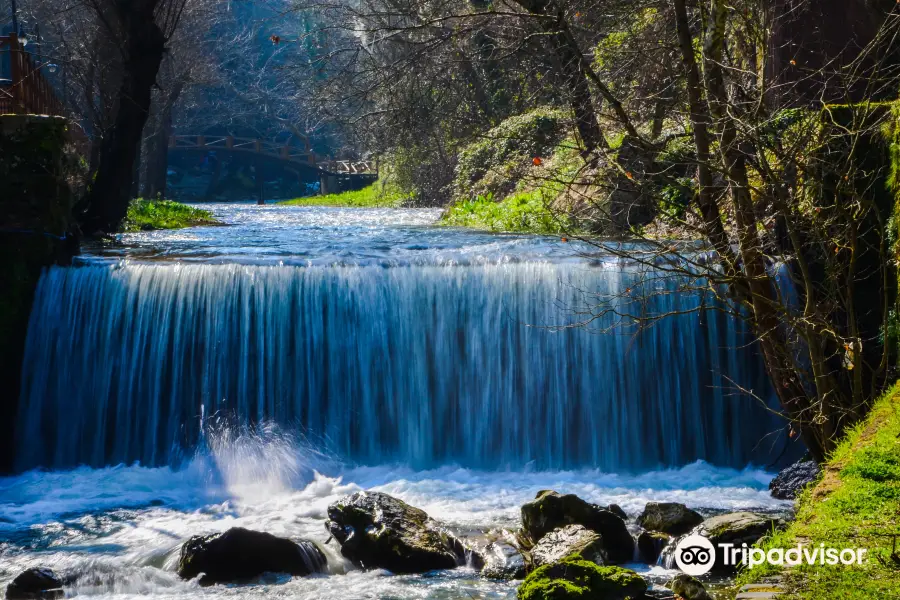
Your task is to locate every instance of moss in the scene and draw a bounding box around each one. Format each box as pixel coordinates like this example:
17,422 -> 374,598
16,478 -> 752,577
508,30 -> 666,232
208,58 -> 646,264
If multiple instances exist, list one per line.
280,181 -> 410,208
122,199 -> 219,232
453,107 -> 571,202
517,554 -> 646,600
736,383 -> 900,598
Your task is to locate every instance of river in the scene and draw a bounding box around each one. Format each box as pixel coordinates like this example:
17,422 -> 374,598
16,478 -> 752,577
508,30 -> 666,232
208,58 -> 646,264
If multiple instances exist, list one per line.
1,204 -> 791,598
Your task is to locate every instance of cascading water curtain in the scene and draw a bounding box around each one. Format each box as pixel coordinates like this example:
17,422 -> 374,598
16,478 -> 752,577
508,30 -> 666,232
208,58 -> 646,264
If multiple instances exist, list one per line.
16,262 -> 781,471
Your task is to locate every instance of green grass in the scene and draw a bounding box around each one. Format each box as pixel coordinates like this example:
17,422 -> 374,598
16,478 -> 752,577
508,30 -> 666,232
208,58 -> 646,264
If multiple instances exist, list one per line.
122,199 -> 219,232
440,191 -> 573,235
736,383 -> 900,598
280,183 -> 409,208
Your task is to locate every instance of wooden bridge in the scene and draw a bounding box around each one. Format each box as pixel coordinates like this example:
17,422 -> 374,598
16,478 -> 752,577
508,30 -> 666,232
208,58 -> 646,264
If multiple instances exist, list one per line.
0,34 -> 65,116
169,134 -> 377,176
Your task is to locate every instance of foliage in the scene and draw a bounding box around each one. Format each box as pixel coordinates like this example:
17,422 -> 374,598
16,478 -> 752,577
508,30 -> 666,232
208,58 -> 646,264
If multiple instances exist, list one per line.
737,383 -> 900,598
122,199 -> 219,232
517,554 -> 646,600
441,191 -> 572,235
453,107 -> 571,202
281,182 -> 411,208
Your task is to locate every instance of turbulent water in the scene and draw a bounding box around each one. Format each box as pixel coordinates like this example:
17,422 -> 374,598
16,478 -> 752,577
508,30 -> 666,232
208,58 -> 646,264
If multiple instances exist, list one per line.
2,204 -> 793,599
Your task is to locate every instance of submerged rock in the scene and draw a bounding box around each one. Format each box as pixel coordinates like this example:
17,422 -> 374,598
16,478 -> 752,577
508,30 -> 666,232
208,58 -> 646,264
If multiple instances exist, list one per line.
636,502 -> 703,535
637,530 -> 669,564
177,527 -> 326,585
5,568 -> 64,600
326,491 -> 471,573
520,490 -> 634,563
770,459 -> 820,499
517,554 -> 647,600
482,540 -> 527,580
670,574 -> 712,600
531,525 -> 607,567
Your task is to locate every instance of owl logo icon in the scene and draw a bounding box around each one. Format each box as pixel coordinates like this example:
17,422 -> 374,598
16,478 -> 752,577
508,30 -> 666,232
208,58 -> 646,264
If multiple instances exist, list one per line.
674,534 -> 716,576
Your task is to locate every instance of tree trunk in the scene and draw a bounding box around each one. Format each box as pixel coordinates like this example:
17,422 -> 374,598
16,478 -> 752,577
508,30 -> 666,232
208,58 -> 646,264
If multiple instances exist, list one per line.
514,0 -> 605,155
82,7 -> 165,234
144,80 -> 184,199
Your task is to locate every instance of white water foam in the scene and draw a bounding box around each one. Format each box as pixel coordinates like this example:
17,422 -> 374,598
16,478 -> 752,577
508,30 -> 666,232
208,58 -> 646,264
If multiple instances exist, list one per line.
0,429 -> 790,599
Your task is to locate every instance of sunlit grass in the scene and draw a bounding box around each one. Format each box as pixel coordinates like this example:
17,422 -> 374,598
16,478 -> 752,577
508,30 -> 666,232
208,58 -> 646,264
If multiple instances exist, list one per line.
281,183 -> 409,208
122,199 -> 219,232
737,383 -> 900,598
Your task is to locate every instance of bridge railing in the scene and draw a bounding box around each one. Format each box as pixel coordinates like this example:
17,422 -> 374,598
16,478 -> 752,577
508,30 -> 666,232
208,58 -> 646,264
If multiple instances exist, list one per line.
170,134 -> 318,166
322,159 -> 377,174
0,34 -> 65,116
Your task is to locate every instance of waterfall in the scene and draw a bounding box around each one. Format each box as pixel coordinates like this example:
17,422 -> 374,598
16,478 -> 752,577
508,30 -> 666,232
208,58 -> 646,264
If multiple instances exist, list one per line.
16,261 -> 780,471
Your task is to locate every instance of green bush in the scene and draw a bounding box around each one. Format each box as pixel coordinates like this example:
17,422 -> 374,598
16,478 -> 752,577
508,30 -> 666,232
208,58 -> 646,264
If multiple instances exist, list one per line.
441,190 -> 571,235
454,107 -> 570,201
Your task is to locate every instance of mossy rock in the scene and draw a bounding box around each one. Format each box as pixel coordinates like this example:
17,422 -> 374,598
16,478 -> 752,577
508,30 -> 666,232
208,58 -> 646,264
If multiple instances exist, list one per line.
520,490 -> 634,563
517,554 -> 647,600
326,491 -> 474,573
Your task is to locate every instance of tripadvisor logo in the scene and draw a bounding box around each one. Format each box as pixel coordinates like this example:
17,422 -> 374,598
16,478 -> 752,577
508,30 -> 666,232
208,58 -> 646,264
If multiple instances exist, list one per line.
674,534 -> 868,576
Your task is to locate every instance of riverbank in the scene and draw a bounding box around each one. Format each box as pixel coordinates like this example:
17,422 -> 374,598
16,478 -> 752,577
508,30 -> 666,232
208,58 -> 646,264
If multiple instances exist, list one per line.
737,383 -> 900,598
122,199 -> 220,232
281,182 -> 408,208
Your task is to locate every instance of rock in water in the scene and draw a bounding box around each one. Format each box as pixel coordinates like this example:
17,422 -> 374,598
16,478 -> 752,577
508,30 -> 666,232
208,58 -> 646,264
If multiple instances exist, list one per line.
770,459 -> 820,499
177,527 -> 326,585
481,541 -> 527,580
326,491 -> 470,573
5,568 -> 64,600
637,531 -> 669,563
670,573 -> 712,600
520,490 -> 634,563
531,525 -> 608,567
636,502 -> 703,535
662,512 -> 784,574
517,554 -> 647,600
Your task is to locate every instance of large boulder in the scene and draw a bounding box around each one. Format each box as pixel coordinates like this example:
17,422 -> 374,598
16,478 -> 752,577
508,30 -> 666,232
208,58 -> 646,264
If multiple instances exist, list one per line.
5,568 -> 64,600
769,459 -> 820,499
177,527 -> 326,585
636,502 -> 703,536
326,491 -> 471,573
517,554 -> 647,600
520,491 -> 634,563
482,541 -> 527,580
531,525 -> 608,567
670,574 -> 712,600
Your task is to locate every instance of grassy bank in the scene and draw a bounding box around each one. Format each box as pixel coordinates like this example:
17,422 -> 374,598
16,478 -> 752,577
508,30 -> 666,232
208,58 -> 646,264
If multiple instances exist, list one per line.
122,199 -> 219,232
441,191 -> 571,235
737,383 -> 900,598
281,182 -> 408,208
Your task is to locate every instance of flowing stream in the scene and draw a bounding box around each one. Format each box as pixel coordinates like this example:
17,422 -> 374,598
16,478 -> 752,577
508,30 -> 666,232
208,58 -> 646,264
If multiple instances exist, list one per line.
1,204 -> 792,598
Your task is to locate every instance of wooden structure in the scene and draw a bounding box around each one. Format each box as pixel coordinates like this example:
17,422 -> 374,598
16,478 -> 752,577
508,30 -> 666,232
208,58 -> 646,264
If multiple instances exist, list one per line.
0,34 -> 65,116
169,134 -> 319,168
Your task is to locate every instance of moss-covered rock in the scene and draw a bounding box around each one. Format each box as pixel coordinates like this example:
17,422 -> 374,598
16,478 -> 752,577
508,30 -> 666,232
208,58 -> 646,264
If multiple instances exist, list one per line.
531,525 -> 608,567
669,573 -> 712,600
326,491 -> 473,573
517,554 -> 647,600
520,490 -> 634,563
